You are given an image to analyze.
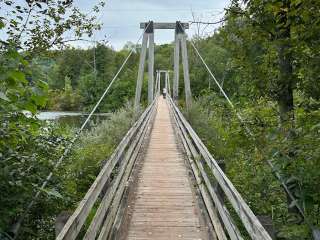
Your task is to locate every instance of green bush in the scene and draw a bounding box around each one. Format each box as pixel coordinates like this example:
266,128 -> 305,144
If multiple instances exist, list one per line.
63,102 -> 138,197
46,89 -> 82,111
184,92 -> 320,239
0,100 -> 138,239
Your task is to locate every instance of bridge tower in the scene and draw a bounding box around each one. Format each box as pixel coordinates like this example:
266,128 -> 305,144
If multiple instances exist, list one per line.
134,21 -> 155,108
155,70 -> 171,96
134,21 -> 192,109
173,21 -> 192,108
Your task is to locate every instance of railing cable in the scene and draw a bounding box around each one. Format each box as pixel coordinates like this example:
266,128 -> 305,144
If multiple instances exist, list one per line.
11,22 -> 151,239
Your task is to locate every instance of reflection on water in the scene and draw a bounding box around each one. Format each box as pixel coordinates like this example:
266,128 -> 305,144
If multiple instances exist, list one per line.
37,111 -> 110,128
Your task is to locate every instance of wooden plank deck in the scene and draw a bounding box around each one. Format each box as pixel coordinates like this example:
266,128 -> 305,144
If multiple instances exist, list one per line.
124,97 -> 209,240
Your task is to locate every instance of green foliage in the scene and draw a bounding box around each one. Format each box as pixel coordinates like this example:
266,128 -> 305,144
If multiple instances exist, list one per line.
0,47 -> 48,114
2,0 -> 105,52
186,91 -> 319,238
177,2 -> 320,238
223,0 -> 320,102
278,224 -> 310,239
0,1 -> 106,238
0,120 -> 72,237
0,41 -> 53,237
45,45 -> 140,112
45,76 -> 84,111
46,89 -> 82,111
0,102 -> 137,238
63,102 -> 138,197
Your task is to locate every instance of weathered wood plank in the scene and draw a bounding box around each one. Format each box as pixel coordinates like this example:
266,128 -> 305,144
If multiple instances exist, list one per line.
148,33 -> 154,104
56,101 -> 156,240
83,100 -> 157,239
180,34 -> 192,109
140,22 -> 189,29
173,34 -> 180,102
168,96 -> 272,240
172,107 -> 243,240
167,72 -> 171,96
154,71 -> 159,97
169,98 -> 241,238
97,103 -> 157,240
134,33 -> 148,109
170,101 -> 228,240
124,98 -> 210,240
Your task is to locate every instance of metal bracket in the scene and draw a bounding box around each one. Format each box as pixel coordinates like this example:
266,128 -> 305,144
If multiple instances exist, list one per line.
145,21 -> 154,34
175,21 -> 185,34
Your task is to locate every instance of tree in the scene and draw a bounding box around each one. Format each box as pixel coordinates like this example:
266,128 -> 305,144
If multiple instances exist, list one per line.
0,0 -> 105,238
2,0 -> 105,53
223,0 -> 320,218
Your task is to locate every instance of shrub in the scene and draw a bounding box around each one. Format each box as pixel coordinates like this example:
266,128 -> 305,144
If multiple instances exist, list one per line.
184,92 -> 320,238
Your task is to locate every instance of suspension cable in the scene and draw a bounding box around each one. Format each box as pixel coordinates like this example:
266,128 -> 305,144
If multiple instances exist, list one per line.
177,22 -> 307,221
12,22 -> 151,239
190,41 -> 254,137
189,38 -> 306,218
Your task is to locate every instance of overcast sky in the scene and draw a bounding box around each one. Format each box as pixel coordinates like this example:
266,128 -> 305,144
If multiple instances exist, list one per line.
74,0 -> 230,50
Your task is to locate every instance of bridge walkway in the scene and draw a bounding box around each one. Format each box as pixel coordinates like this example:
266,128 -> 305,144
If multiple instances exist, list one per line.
123,97 -> 210,240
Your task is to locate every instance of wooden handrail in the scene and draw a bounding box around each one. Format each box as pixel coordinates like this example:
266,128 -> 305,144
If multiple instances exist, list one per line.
167,95 -> 272,240
56,99 -> 158,240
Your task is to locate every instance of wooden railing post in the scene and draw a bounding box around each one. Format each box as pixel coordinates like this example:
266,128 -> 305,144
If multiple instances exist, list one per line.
173,28 -> 180,103
180,33 -> 192,109
174,21 -> 192,108
167,71 -> 171,96
134,32 -> 148,110
215,160 -> 226,203
135,21 -> 155,109
147,21 -> 154,104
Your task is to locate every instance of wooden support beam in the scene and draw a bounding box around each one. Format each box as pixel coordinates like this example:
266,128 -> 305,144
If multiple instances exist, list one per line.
140,22 -> 189,30
180,34 -> 192,109
137,21 -> 190,106
154,71 -> 159,96
134,33 -> 148,109
158,71 -> 161,94
167,72 -> 171,96
165,72 -> 168,90
154,71 -> 157,98
148,33 -> 154,104
173,34 -> 180,102
96,102 -> 157,240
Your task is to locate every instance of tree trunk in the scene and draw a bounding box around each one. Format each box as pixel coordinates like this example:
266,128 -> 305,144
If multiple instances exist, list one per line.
278,42 -> 294,130
277,41 -> 300,217
276,0 -> 301,218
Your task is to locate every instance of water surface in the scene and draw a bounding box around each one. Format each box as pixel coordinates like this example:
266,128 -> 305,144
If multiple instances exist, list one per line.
37,111 -> 110,128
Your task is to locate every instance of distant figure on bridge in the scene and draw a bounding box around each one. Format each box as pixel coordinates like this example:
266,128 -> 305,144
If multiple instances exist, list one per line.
163,88 -> 167,99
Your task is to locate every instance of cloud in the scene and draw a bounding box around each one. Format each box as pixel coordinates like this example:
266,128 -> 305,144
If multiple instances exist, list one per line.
74,0 -> 230,50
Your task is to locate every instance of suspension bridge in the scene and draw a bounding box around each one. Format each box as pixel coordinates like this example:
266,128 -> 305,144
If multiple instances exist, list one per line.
13,21 -> 284,240
51,21 -> 275,240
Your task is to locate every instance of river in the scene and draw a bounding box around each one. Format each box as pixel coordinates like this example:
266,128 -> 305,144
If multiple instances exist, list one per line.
36,111 -> 110,127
